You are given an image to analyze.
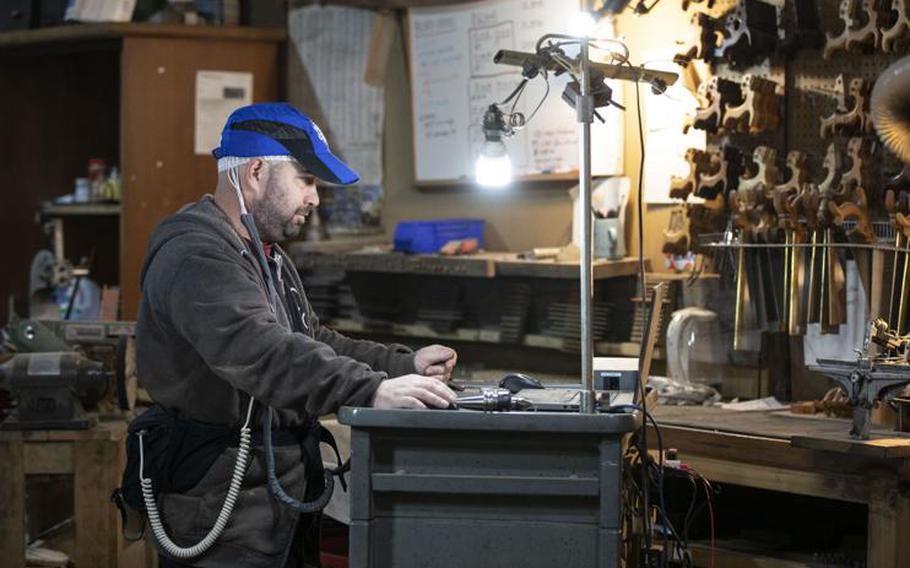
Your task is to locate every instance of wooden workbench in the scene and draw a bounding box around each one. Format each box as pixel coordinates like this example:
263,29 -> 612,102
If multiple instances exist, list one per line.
0,421 -> 149,568
649,405 -> 910,568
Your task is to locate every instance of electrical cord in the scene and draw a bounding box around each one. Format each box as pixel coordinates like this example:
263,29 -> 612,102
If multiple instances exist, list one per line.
261,406 -> 336,513
612,405 -> 687,567
140,397 -> 255,559
628,57 -> 654,560
521,74 -> 550,125
688,467 -> 716,568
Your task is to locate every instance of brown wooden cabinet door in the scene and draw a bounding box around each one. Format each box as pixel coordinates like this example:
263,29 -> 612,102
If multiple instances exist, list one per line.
120,35 -> 280,318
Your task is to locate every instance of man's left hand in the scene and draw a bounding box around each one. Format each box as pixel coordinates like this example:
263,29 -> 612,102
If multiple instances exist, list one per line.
414,344 -> 458,381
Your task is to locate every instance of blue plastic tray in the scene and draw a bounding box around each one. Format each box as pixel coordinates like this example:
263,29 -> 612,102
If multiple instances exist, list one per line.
393,219 -> 485,254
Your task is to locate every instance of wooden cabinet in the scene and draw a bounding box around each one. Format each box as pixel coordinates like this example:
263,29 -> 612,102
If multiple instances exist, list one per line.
0,23 -> 284,320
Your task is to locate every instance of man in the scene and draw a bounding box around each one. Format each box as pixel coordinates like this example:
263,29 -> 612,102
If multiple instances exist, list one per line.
134,102 -> 457,567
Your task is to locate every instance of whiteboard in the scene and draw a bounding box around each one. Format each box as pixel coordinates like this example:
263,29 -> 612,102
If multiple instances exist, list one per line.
407,0 -> 624,184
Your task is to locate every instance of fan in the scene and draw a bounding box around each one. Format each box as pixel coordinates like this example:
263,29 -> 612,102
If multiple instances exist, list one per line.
871,56 -> 910,164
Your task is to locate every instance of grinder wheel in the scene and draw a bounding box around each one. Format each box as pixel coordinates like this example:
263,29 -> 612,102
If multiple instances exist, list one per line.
114,336 -> 138,411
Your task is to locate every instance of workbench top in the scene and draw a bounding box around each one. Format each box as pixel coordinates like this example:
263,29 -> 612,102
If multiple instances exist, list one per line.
651,404 -> 910,459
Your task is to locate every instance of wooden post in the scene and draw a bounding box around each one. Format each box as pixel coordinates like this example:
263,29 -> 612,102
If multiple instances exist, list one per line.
73,434 -> 123,568
0,439 -> 26,568
867,477 -> 910,568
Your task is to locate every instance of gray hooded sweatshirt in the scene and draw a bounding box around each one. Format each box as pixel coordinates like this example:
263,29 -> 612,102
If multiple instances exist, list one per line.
136,195 -> 416,566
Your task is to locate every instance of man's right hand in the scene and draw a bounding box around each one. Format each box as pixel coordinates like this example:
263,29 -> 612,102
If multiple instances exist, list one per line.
370,374 -> 457,409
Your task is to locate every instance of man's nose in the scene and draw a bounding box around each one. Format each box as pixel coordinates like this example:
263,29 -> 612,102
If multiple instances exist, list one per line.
305,183 -> 320,208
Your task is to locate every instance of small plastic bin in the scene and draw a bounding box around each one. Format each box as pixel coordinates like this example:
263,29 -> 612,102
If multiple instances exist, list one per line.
393,219 -> 485,254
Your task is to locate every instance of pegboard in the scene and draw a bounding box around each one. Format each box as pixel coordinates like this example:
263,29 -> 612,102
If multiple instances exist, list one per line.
786,0 -> 906,211
695,0 -> 787,181
682,0 -> 906,216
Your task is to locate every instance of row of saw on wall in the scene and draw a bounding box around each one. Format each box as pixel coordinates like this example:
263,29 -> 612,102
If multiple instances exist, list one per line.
660,0 -> 910,347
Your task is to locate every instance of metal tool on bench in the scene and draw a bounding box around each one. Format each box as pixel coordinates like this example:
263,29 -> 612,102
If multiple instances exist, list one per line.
454,388 -> 533,411
810,318 -> 910,439
0,352 -> 113,429
1,317 -> 134,429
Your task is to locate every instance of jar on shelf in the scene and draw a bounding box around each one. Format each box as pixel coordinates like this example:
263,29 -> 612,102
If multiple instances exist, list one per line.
87,158 -> 107,201
74,178 -> 91,203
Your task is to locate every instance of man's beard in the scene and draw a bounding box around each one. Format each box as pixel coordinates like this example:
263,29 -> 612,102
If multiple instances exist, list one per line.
252,205 -> 311,241
251,184 -> 312,241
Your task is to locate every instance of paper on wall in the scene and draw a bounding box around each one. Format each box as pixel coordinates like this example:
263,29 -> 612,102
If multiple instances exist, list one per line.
65,0 -> 136,22
194,71 -> 253,156
641,51 -> 705,205
288,5 -> 386,187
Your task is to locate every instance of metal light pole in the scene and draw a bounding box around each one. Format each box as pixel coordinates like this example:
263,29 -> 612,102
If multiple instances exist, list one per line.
577,39 -> 596,414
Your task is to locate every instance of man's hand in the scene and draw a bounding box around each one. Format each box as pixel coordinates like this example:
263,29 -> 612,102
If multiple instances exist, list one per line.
414,344 -> 458,380
370,374 -> 457,409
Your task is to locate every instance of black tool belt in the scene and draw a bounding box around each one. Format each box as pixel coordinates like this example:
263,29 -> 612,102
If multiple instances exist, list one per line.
113,404 -> 347,522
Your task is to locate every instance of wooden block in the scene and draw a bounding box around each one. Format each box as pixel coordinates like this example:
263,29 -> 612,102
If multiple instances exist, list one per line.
0,440 -> 26,568
789,401 -> 817,415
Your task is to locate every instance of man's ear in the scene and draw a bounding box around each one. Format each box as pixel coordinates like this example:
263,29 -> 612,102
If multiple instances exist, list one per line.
243,159 -> 267,196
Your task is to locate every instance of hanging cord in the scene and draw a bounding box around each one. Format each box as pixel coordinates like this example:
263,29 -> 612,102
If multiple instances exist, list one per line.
230,163 -> 337,514
140,397 -> 255,559
261,407 -> 336,513
228,166 -> 279,314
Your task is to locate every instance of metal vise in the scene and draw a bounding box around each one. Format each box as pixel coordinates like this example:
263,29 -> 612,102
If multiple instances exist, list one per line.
809,318 -> 910,439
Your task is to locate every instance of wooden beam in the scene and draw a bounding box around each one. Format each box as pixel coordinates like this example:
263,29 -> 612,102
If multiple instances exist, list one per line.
0,23 -> 285,49
678,454 -> 869,504
24,442 -> 73,475
0,440 -> 25,568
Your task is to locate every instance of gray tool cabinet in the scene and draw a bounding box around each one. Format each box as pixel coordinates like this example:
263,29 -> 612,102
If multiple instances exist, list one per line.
338,407 -> 640,568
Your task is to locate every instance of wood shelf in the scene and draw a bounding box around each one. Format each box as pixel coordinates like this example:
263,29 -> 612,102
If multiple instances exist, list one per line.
0,23 -> 286,48
41,203 -> 121,217
0,20 -> 284,320
329,317 -> 661,357
291,248 -> 645,280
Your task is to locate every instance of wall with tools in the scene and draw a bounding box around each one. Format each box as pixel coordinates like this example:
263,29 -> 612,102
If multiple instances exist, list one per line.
284,0 -> 910,396
620,0 -> 909,371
